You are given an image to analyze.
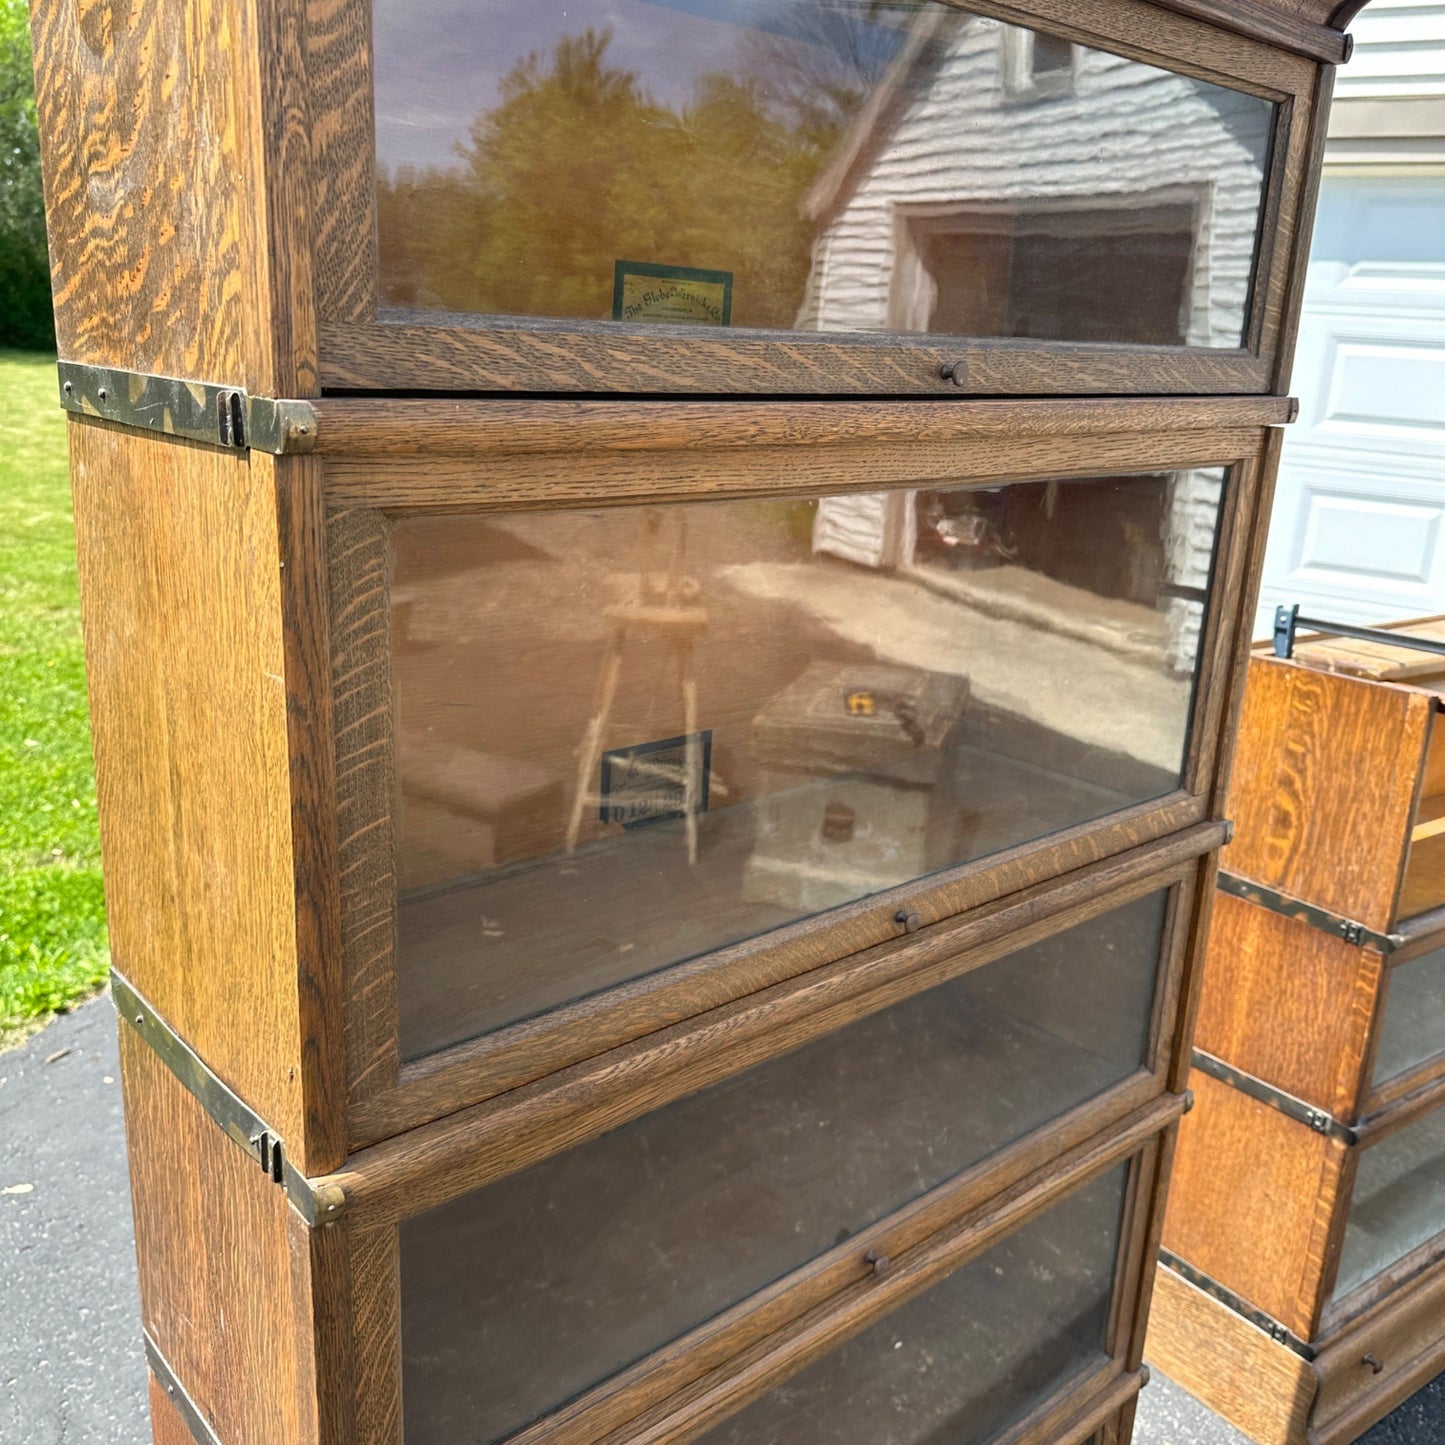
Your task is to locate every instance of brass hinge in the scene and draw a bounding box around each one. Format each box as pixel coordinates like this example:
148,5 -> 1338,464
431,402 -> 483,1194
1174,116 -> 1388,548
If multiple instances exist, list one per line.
111,971 -> 346,1225
57,362 -> 318,456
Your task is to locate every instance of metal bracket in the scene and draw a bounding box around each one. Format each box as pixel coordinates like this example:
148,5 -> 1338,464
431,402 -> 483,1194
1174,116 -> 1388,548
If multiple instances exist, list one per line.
111,971 -> 345,1225
1192,1049 -> 1359,1145
57,362 -> 318,456
1159,1250 -> 1316,1359
1217,872 -> 1400,954
146,1335 -> 223,1445
1273,603 -> 1445,664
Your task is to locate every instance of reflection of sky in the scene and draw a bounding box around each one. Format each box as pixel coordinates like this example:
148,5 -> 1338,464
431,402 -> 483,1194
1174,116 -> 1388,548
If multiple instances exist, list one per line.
374,0 -> 917,171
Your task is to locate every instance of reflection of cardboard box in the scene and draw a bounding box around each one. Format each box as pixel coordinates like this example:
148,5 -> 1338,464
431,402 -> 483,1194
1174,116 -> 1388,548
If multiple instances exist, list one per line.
743,664 -> 971,912
398,732 -> 564,890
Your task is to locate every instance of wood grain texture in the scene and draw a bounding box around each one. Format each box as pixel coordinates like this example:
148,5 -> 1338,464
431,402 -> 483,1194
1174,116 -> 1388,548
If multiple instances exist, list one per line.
1223,658 -> 1432,935
306,0 -> 377,324
326,508 -> 399,1110
310,397 -> 1293,458
1194,893 -> 1383,1119
28,0 -> 316,392
1163,1067 -> 1347,1339
321,429 -> 1266,514
70,418 -> 315,1157
121,1027 -> 316,1445
29,0 -> 262,378
320,321 -> 1276,397
1145,1263 -> 1317,1445
351,1228 -> 402,1445
1149,0 -> 1346,61
147,1372 -> 205,1445
277,459 -> 348,1171
1312,1254 -> 1445,1445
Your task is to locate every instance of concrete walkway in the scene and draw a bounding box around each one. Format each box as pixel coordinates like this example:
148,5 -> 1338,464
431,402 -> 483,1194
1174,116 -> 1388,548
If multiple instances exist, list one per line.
1,995 -> 1439,1443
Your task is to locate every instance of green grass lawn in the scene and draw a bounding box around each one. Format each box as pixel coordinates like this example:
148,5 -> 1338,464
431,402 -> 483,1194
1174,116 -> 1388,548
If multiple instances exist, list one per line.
0,348 -> 107,1038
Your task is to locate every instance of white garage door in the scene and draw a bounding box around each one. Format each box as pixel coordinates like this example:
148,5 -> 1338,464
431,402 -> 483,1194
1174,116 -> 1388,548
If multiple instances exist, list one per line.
1255,175 -> 1445,639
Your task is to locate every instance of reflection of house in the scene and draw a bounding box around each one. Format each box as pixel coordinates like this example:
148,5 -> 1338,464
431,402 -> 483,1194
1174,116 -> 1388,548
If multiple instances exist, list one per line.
800,12 -> 1271,670
1257,1 -> 1445,633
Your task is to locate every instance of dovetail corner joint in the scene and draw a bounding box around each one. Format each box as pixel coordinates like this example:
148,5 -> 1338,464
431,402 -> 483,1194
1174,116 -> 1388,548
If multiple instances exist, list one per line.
57,362 -> 318,456
110,971 -> 346,1226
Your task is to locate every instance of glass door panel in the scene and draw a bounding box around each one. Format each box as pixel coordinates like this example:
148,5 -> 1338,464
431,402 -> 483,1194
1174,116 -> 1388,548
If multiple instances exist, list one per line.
399,895 -> 1163,1444
1372,946 -> 1445,1088
1332,1108 -> 1445,1304
374,2 -> 1273,350
695,1163 -> 1129,1445
392,469 -> 1224,1059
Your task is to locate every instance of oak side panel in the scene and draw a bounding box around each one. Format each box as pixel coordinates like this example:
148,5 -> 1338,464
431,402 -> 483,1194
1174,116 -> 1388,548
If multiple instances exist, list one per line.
327,508 -> 399,1107
1162,1068 -> 1346,1339
1145,1265 -> 1316,1445
28,0 -> 261,378
351,1228 -> 402,1445
148,1373 -> 203,1445
1223,659 -> 1432,934
70,419 -> 311,1157
121,1028 -> 318,1445
1194,894 -> 1382,1118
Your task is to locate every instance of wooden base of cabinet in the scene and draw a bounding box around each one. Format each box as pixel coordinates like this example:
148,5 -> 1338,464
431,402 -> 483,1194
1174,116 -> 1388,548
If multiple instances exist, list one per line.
1145,1257 -> 1445,1445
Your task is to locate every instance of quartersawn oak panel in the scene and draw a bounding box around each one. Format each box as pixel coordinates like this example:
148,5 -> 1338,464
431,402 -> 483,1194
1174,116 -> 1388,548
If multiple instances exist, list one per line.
1223,659 -> 1433,934
1162,1067 -> 1347,1340
1194,892 -> 1382,1119
27,0 -> 316,394
121,1029 -> 326,1445
1144,1264 -> 1316,1445
70,419 -> 322,1165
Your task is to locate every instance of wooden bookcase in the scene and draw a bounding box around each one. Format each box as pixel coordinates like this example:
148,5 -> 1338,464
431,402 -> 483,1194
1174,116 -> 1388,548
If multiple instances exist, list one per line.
1150,619 -> 1445,1445
25,0 -> 1357,1441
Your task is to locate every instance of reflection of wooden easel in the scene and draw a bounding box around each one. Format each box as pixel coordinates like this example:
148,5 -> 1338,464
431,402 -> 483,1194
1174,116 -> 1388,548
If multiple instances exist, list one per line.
566,511 -> 709,864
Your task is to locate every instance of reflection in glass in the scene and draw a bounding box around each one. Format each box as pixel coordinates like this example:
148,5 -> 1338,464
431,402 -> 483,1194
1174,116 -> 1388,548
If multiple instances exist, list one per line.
392,470 -> 1223,1059
695,1165 -> 1128,1445
374,2 -> 1274,349
1372,947 -> 1445,1086
399,909 -> 1155,1444
1332,1108 -> 1445,1303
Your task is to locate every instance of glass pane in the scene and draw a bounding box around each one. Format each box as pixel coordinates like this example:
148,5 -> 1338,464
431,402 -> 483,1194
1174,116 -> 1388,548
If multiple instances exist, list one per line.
374,2 -> 1273,349
695,1164 -> 1128,1445
399,899 -> 1161,1444
394,470 -> 1223,1059
1332,1107 -> 1445,1303
1372,946 -> 1445,1086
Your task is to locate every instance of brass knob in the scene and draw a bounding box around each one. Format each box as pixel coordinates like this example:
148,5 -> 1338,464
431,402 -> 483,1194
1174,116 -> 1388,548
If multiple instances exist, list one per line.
939,360 -> 967,387
865,1250 -> 892,1277
895,909 -> 921,934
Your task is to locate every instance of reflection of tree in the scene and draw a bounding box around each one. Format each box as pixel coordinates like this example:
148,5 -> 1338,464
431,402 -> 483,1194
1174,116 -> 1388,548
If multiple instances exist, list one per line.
378,22 -> 896,326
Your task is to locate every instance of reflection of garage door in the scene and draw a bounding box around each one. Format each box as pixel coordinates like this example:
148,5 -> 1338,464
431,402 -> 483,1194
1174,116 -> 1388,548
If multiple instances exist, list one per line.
1256,177 -> 1445,637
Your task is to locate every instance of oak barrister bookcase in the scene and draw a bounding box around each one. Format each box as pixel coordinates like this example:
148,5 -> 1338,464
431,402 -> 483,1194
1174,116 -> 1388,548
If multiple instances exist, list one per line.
1150,617 -> 1445,1445
27,0 -> 1362,1441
